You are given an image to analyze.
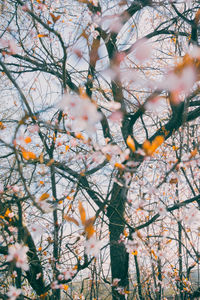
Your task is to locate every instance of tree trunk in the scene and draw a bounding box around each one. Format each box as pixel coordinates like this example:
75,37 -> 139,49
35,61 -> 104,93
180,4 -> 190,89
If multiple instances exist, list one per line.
108,182 -> 129,300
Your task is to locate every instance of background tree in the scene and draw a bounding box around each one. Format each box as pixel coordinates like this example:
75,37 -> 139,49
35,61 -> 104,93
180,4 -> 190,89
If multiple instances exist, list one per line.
0,0 -> 200,299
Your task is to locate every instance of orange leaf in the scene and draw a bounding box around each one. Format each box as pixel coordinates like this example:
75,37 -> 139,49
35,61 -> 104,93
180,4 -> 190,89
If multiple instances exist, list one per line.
4,208 -> 11,217
76,133 -> 84,140
39,193 -> 49,201
153,135 -> 164,147
142,140 -> 152,155
114,163 -> 125,169
22,150 -> 36,160
79,201 -> 86,225
126,135 -> 135,152
24,136 -> 31,144
84,217 -> 95,239
37,34 -> 48,38
0,121 -> 5,130
64,215 -> 79,226
63,285 -> 69,291
143,136 -> 164,156
151,249 -> 158,260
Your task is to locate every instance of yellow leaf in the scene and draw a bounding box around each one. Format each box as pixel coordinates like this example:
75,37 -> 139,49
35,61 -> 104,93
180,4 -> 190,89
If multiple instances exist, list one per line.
126,135 -> 136,152
79,201 -> 86,225
39,193 -> 49,201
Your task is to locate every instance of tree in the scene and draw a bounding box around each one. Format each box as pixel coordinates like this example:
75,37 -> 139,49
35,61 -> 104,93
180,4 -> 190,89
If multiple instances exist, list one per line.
0,0 -> 200,299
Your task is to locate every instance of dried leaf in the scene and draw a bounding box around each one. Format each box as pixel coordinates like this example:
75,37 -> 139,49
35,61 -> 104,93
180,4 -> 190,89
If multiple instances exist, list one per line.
190,148 -> 198,158
84,217 -> 95,239
39,193 -> 49,201
50,13 -> 61,23
46,159 -> 54,166
39,152 -> 44,164
169,178 -> 178,184
64,215 -> 79,226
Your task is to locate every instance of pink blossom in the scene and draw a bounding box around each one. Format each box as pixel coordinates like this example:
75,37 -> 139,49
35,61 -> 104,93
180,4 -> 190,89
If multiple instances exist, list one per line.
103,101 -> 121,111
28,124 -> 39,133
183,207 -> 200,225
63,268 -> 75,280
7,243 -> 29,271
36,272 -> 42,280
51,281 -> 60,290
12,185 -> 20,193
156,203 -> 167,217
7,286 -> 21,300
131,38 -> 152,63
0,39 -> 18,54
58,94 -> 102,133
112,278 -> 121,286
125,239 -> 141,254
85,238 -> 101,257
108,111 -> 123,123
